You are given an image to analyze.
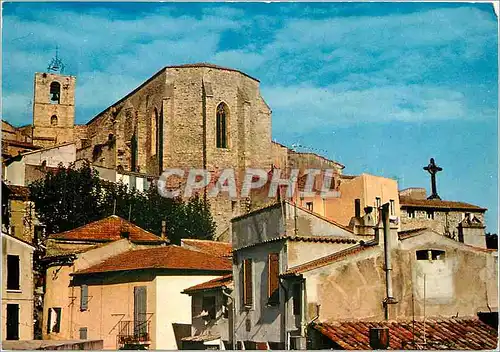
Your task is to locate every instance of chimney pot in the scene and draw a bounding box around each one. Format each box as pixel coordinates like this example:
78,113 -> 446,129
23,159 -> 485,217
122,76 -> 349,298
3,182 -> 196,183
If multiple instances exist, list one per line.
369,327 -> 389,349
355,199 -> 361,218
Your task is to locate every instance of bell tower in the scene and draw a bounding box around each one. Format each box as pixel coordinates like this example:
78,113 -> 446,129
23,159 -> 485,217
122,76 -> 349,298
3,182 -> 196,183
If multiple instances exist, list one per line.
32,49 -> 76,148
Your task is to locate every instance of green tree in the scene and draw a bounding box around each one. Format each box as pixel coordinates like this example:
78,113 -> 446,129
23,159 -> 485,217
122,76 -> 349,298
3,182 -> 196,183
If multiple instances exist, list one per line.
28,162 -> 216,245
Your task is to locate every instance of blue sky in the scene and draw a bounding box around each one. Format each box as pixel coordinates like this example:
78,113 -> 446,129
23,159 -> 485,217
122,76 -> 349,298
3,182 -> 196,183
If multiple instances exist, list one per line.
2,2 -> 498,232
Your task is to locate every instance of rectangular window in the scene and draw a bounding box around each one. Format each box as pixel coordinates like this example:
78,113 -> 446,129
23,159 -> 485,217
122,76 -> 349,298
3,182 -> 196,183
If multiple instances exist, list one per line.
202,296 -> 216,320
375,197 -> 381,209
390,200 -> 395,216
306,202 -> 313,211
7,255 -> 20,290
268,253 -> 280,305
408,209 -> 415,219
292,283 -> 301,316
79,327 -> 88,340
426,210 -> 434,219
80,285 -> 88,311
243,259 -> 253,307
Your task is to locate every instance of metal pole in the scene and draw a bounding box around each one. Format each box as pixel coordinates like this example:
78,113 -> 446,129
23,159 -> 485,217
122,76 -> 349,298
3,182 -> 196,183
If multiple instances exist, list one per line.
382,203 -> 393,320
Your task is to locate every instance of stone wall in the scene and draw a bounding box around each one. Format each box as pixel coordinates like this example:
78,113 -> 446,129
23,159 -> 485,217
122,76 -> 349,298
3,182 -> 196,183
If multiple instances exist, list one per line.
400,207 -> 485,239
32,73 -> 76,147
303,231 -> 497,322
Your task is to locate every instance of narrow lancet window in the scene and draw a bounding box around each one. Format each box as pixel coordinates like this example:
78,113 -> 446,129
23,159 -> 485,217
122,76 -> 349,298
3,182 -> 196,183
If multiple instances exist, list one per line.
216,103 -> 228,148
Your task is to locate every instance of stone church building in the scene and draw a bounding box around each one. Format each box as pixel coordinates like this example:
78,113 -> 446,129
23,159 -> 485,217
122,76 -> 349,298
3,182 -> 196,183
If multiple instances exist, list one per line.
4,63 -> 344,239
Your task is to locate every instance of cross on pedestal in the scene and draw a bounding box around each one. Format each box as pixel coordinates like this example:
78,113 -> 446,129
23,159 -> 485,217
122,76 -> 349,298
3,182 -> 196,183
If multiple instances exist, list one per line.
423,158 -> 442,200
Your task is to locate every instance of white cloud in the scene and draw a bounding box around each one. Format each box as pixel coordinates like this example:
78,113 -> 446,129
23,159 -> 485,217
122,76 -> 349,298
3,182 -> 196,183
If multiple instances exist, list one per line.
263,83 -> 481,132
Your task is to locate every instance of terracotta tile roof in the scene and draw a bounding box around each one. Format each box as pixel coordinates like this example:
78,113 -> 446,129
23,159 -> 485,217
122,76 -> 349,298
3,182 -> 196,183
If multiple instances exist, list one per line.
73,245 -> 231,275
5,184 -> 30,199
283,243 -> 377,276
399,196 -> 486,211
237,234 -> 358,251
398,227 -> 428,240
49,215 -> 164,244
181,334 -> 221,342
313,318 -> 498,350
181,239 -> 232,258
183,274 -> 233,294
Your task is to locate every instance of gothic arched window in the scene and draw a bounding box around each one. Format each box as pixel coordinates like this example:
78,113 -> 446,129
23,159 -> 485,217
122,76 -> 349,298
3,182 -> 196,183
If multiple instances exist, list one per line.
151,108 -> 158,156
216,103 -> 228,148
49,82 -> 61,104
50,115 -> 58,126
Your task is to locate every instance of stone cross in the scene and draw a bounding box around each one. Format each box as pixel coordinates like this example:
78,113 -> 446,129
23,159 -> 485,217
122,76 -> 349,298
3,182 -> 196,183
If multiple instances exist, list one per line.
423,158 -> 442,200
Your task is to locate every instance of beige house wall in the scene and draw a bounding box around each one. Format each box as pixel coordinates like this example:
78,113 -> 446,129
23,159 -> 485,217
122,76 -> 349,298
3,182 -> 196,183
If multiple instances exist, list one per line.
70,272 -> 157,349
297,173 -> 400,227
2,233 -> 35,340
155,275 -> 219,349
43,239 -> 132,341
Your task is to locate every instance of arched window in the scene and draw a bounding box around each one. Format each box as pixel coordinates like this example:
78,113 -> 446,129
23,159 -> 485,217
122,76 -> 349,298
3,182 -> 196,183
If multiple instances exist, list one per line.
49,82 -> 61,104
151,108 -> 158,156
216,103 -> 228,148
50,115 -> 58,126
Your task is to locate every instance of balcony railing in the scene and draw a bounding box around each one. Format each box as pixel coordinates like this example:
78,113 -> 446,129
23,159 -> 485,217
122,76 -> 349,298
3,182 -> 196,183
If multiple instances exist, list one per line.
117,320 -> 151,347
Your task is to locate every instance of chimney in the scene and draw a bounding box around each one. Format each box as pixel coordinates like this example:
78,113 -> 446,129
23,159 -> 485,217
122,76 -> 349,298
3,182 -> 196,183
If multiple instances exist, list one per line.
161,220 -> 169,243
369,327 -> 389,349
354,199 -> 361,218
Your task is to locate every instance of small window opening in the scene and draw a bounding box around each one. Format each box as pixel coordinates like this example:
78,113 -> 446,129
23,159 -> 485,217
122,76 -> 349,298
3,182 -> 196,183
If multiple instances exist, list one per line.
306,202 -> 313,211
426,210 -> 434,219
50,115 -> 58,126
416,249 -> 445,261
390,199 -> 395,215
49,82 -> 61,104
202,296 -> 216,320
408,209 -> 416,219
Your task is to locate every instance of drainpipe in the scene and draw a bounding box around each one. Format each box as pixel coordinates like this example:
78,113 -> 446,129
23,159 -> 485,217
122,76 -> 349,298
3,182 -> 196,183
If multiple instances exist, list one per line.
382,203 -> 397,319
221,287 -> 235,350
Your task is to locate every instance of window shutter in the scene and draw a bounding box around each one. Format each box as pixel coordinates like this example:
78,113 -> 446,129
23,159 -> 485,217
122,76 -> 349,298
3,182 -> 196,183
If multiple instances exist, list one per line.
268,253 -> 279,303
243,259 -> 253,306
79,327 -> 88,340
134,286 -> 147,337
80,285 -> 88,311
46,308 -> 52,334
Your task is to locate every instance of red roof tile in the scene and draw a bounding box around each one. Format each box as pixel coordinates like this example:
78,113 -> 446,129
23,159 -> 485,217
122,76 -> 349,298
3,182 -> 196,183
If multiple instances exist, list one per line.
73,245 -> 232,275
236,235 -> 358,250
313,318 -> 498,350
399,196 -> 486,211
181,239 -> 232,258
183,274 -> 233,294
5,184 -> 30,199
49,215 -> 163,244
283,243 -> 377,276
